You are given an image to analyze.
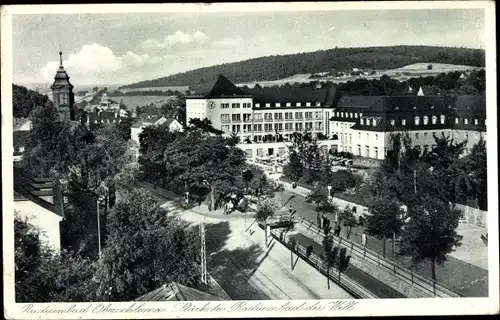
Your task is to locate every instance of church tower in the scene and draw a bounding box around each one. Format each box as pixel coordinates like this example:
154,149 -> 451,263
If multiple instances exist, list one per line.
50,50 -> 75,120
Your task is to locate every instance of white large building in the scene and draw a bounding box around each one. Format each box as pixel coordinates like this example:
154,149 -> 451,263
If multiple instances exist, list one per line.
330,95 -> 486,160
186,74 -> 339,160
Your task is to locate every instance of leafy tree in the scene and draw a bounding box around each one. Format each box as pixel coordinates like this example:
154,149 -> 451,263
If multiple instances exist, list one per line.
322,234 -> 337,289
339,205 -> 357,239
187,118 -> 223,135
399,194 -> 463,281
283,149 -> 303,181
94,190 -> 199,301
365,197 -> 404,257
465,138 -> 487,210
242,169 -> 254,193
255,197 -> 279,222
15,214 -> 97,302
13,84 -> 52,118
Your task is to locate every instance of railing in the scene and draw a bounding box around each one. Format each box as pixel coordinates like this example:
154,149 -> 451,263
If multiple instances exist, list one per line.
269,228 -> 377,299
285,118 -> 294,122
296,217 -> 461,298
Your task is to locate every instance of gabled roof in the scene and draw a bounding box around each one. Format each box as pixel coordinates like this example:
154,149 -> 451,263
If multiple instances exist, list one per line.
418,85 -> 443,96
135,282 -> 225,301
191,74 -> 246,98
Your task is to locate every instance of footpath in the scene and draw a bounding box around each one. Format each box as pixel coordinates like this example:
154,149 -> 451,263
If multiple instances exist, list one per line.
139,181 -> 354,300
279,180 -> 489,297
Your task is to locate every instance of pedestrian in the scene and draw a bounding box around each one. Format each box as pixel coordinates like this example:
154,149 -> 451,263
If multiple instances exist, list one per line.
362,231 -> 367,247
289,205 -> 293,215
335,223 -> 341,237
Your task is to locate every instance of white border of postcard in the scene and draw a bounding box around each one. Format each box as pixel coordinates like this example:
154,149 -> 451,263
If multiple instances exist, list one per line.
2,1 -> 498,318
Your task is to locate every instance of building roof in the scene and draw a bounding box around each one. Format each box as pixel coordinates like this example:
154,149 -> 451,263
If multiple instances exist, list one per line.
13,167 -> 64,218
418,85 -> 443,96
50,51 -> 74,90
244,86 -> 336,107
135,282 -> 225,301
336,96 -> 383,109
191,74 -> 246,98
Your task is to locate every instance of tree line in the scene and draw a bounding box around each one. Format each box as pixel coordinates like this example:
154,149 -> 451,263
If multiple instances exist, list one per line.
13,84 -> 52,118
120,46 -> 485,88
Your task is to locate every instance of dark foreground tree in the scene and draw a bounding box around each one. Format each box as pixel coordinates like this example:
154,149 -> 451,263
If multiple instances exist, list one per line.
399,195 -> 463,281
93,190 -> 199,301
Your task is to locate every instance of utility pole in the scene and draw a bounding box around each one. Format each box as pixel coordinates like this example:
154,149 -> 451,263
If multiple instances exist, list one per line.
96,197 -> 102,259
200,219 -> 207,285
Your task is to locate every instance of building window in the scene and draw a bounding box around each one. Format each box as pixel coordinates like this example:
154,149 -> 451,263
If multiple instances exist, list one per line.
336,112 -> 340,117
465,132 -> 469,139
221,114 -> 230,123
357,145 -> 361,156
61,93 -> 68,105
474,118 -> 479,125
316,102 -> 321,107
274,112 -> 283,120
231,114 -> 241,121
306,102 -> 311,107
285,112 -> 293,120
276,103 -> 281,107
414,116 -> 420,125
464,118 -> 469,125
375,134 -> 378,140
365,145 -> 370,157
275,123 -> 283,131
431,115 -> 437,124
255,103 -> 260,108
374,147 -> 379,159
401,119 -> 406,126
432,132 -> 436,137
372,119 -> 377,127
315,122 -> 322,130
349,112 -> 353,118
296,102 -> 301,107
389,119 -> 394,126
440,115 -> 446,124
295,112 -> 303,120
455,117 -> 459,124
423,115 -> 429,125
265,123 -> 273,132
265,103 -> 271,108
285,123 -> 293,131
232,125 -> 241,133
257,148 -> 264,157
221,125 -> 230,132
415,132 -> 419,139
264,113 -> 272,121
286,102 -> 291,107
231,103 -> 240,109
245,149 -> 253,159
295,123 -> 303,131
305,112 -> 313,119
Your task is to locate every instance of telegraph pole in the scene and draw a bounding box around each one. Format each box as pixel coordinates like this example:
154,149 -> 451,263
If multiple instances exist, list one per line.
96,197 -> 102,259
200,219 -> 207,285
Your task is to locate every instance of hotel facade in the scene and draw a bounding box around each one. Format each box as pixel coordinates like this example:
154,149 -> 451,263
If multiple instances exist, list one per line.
186,75 -> 486,161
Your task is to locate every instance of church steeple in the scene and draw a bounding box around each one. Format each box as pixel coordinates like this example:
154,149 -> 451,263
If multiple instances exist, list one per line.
50,50 -> 75,121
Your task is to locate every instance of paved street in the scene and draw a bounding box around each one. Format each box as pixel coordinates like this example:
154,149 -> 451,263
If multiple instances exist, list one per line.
141,182 -> 354,300
275,188 -> 489,297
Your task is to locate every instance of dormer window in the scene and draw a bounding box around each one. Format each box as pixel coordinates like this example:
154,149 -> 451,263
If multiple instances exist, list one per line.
286,102 -> 291,107
336,112 -> 340,117
276,103 -> 281,107
341,112 -> 344,117
315,102 -> 321,107
265,103 -> 270,108
372,119 -> 377,127
474,119 -> 479,125
296,102 -> 301,107
366,119 -> 371,126
430,105 -> 435,110
455,117 -> 459,124
414,116 -> 420,125
401,119 -> 406,126
360,118 -> 364,125
464,118 -> 469,125
390,119 -> 395,126
349,112 -> 353,118
306,102 -> 311,107
431,115 -> 437,124
354,113 -> 358,118
413,106 -> 417,110
255,103 -> 260,108
440,115 -> 445,124
423,115 -> 429,125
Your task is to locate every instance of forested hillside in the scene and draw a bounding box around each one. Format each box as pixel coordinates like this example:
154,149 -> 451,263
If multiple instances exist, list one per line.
120,46 -> 485,89
13,84 -> 52,118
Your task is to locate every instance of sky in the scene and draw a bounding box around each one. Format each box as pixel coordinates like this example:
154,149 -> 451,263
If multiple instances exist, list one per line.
11,7 -> 486,87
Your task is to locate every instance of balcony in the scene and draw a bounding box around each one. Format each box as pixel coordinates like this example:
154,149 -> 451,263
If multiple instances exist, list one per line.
285,118 -> 294,122
252,118 -> 264,122
221,119 -> 231,123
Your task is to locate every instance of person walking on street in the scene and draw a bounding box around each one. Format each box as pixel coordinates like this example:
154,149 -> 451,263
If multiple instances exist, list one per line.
334,223 -> 341,237
362,231 -> 367,247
